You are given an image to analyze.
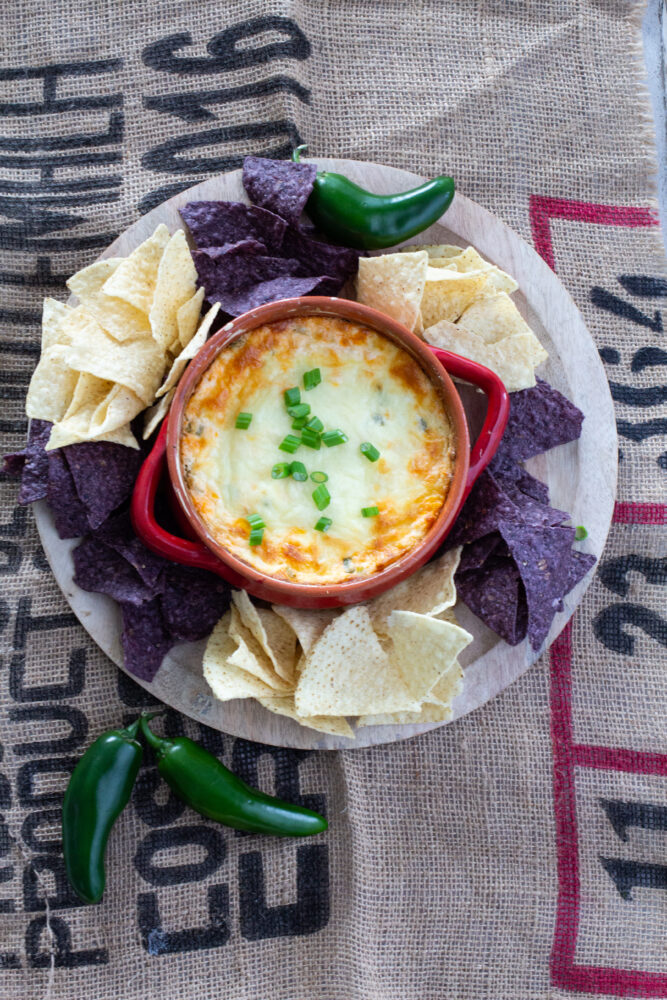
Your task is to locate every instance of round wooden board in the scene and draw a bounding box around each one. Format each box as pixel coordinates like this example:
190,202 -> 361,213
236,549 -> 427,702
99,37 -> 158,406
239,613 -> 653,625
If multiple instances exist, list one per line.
34,159 -> 617,749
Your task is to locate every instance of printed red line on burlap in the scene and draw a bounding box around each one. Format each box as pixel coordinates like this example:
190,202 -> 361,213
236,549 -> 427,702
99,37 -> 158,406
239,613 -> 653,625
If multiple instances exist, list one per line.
613,502 -> 667,525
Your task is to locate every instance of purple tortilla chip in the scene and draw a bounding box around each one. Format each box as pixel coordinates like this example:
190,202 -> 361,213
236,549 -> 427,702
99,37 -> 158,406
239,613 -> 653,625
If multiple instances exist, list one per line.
94,512 -> 167,591
456,532 -> 503,573
282,224 -> 360,283
46,450 -> 90,539
180,201 -> 286,253
63,441 -> 144,530
5,419 -> 52,504
447,471 -> 521,546
495,378 -> 584,463
205,274 -> 340,317
194,245 -> 303,295
489,456 -> 550,505
242,156 -> 316,226
120,599 -> 174,681
563,548 -> 596,597
73,536 -> 158,605
159,564 -> 231,642
456,556 -> 527,646
498,522 -> 576,651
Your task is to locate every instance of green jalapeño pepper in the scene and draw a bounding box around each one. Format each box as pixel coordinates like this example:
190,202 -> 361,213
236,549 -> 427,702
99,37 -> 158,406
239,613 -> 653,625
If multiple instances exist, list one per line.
62,718 -> 143,904
140,718 -> 328,837
293,145 -> 455,250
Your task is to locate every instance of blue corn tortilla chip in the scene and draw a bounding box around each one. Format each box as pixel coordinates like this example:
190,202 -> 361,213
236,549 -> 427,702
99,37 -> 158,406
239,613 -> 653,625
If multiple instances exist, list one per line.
3,419 -> 52,504
447,472 -> 522,546
282,224 -> 360,283
494,378 -> 584,463
120,599 -> 175,681
489,456 -> 550,505
93,512 -> 166,591
498,522 -> 576,651
204,274 -> 340,317
73,536 -> 159,605
456,556 -> 527,646
242,156 -> 316,226
180,201 -> 286,252
457,532 -> 503,574
64,441 -> 144,530
159,564 -> 231,642
47,450 -> 90,539
563,548 -> 596,598
193,245 -> 303,294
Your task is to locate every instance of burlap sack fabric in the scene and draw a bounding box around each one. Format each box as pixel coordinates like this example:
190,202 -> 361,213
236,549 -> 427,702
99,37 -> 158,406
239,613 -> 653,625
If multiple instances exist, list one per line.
1,1 -> 665,998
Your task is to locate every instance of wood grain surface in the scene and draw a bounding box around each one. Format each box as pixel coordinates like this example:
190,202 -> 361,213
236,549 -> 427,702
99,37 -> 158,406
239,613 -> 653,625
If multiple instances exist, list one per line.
34,159 -> 618,749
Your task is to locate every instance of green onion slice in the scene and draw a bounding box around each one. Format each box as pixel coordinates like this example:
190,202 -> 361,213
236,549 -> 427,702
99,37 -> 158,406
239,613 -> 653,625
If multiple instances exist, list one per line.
361,506 -> 379,517
271,462 -> 290,479
248,528 -> 264,546
291,415 -> 308,430
360,441 -> 380,462
290,461 -> 308,482
303,368 -> 322,390
279,434 -> 301,454
322,429 -> 348,447
246,513 -> 265,529
310,471 -> 328,483
287,402 -> 310,419
235,412 -> 252,429
312,484 -> 331,510
314,516 -> 332,532
305,415 -> 324,433
574,525 -> 588,541
284,387 -> 300,407
301,428 -> 322,450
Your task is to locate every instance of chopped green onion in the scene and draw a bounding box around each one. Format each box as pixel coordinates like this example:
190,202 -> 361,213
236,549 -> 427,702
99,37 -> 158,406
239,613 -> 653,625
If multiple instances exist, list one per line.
310,471 -> 328,483
279,434 -> 301,454
360,441 -> 380,462
314,516 -> 332,532
287,403 -> 310,419
291,415 -> 308,430
361,506 -> 379,518
301,428 -> 322,449
271,462 -> 290,479
235,412 -> 252,429
574,525 -> 588,541
303,368 -> 321,391
248,528 -> 264,546
284,387 -> 300,407
305,415 -> 324,433
246,513 -> 265,529
312,484 -> 331,510
322,429 -> 348,447
290,461 -> 308,482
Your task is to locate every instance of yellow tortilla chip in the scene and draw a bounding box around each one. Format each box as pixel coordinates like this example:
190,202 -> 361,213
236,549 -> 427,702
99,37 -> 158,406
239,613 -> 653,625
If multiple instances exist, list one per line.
102,224 -> 170,315
89,382 -> 145,435
356,251 -> 428,333
231,591 -> 297,683
149,229 -> 198,351
366,547 -> 461,636
427,658 -> 465,708
41,298 -> 71,350
177,286 -> 206,349
203,612 -> 278,701
435,247 -> 519,295
271,606 -> 339,656
357,701 -> 457,727
26,344 -> 79,423
257,697 -> 355,737
228,606 -> 293,692
67,259 -> 151,342
295,606 -> 420,717
61,307 -> 166,405
401,244 -> 462,258
385,610 -> 472,702
457,292 -> 548,364
142,390 -> 174,440
156,303 -> 220,399
420,268 -> 488,328
424,319 -> 539,391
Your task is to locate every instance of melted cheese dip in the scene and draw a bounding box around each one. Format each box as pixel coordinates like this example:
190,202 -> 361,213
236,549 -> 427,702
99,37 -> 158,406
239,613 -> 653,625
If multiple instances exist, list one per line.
181,316 -> 454,585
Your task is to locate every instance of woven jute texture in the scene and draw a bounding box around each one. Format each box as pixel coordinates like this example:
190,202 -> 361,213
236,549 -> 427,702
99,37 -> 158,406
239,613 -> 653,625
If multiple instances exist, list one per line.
1,2 -> 666,998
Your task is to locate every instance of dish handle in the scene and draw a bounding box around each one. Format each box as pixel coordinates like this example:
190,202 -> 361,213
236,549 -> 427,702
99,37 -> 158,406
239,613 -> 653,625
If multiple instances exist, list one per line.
131,422 -> 225,574
428,348 -> 509,499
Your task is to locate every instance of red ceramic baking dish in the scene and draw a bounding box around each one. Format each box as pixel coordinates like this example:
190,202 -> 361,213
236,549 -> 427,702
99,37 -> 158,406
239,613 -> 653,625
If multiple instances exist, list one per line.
131,296 -> 509,608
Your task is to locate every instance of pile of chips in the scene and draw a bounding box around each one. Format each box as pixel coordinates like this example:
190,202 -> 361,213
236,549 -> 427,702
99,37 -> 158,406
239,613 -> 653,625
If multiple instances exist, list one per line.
25,224 -> 220,451
449,379 -> 594,650
356,244 -> 548,390
179,157 -> 360,316
203,551 -> 472,737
